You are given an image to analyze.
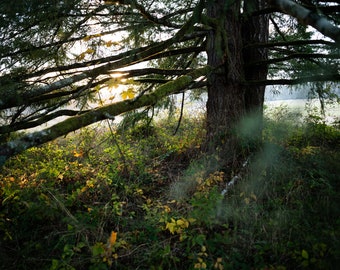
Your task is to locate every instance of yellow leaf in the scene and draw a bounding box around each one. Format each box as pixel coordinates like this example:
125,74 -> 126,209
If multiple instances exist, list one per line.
177,218 -> 189,228
83,35 -> 92,41
120,88 -> 135,100
122,78 -> 136,84
94,85 -> 101,92
105,40 -> 120,47
165,222 -> 176,234
165,218 -> 177,234
104,0 -> 115,4
85,48 -> 95,54
76,52 -> 86,61
86,180 -> 94,188
194,263 -> 201,269
105,78 -> 120,89
73,150 -> 83,158
109,231 -> 117,246
176,219 -> 185,226
163,205 -> 171,213
135,188 -> 143,195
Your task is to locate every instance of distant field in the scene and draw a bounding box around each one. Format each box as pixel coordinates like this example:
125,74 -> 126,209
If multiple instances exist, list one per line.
26,98 -> 340,132
264,99 -> 340,124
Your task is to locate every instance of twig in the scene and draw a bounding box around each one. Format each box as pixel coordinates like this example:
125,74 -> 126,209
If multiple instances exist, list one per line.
221,157 -> 250,196
173,92 -> 185,135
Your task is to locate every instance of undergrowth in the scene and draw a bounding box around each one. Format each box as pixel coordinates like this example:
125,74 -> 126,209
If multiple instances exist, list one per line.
0,110 -> 339,269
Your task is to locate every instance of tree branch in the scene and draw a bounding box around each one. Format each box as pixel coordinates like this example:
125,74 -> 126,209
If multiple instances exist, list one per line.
0,38 -> 203,110
245,73 -> 340,86
126,0 -> 182,28
249,53 -> 339,66
0,66 -> 211,165
0,109 -> 88,134
0,27 -> 132,59
244,39 -> 337,48
270,0 -> 340,44
1,2 -> 207,110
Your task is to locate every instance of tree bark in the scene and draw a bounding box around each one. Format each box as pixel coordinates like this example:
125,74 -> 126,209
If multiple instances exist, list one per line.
205,0 -> 269,166
242,0 -> 269,145
206,0 -> 244,156
243,0 -> 269,115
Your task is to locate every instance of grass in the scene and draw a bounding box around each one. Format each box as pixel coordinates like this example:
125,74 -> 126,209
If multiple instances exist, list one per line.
0,108 -> 339,270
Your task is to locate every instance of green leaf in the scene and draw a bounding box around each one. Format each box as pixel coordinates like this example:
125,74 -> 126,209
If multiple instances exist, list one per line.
92,242 -> 105,256
301,249 -> 309,259
50,259 -> 59,270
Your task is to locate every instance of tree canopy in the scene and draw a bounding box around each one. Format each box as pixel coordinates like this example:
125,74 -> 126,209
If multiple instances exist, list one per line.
0,0 -> 339,164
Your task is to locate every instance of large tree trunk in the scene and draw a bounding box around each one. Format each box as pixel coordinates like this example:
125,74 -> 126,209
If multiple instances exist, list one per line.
243,0 -> 269,115
205,0 -> 269,167
205,0 -> 245,166
242,0 -> 269,145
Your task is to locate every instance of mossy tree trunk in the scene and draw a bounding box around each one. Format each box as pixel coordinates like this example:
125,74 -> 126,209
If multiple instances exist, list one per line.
242,0 -> 269,146
205,0 -> 268,166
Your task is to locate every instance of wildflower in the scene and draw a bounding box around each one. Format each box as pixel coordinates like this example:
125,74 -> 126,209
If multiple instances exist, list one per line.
109,231 -> 117,246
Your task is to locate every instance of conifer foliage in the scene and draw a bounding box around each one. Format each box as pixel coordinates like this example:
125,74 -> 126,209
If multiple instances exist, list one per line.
0,0 -> 339,163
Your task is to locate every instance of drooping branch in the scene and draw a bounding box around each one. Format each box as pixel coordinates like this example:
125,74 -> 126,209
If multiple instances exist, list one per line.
270,0 -> 340,44
14,36 -> 204,81
249,53 -> 339,66
0,109 -> 88,134
13,37 -> 205,79
245,73 -> 340,86
0,7 -> 206,111
0,44 -> 205,141
0,42 -> 203,110
121,0 -> 182,28
0,66 -> 211,165
0,27 -> 132,59
244,39 -> 337,49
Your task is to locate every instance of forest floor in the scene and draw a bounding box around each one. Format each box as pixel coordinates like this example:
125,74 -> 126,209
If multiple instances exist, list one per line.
1,106 -> 339,270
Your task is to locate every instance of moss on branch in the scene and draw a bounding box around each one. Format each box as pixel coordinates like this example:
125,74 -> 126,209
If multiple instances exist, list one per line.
0,66 -> 211,165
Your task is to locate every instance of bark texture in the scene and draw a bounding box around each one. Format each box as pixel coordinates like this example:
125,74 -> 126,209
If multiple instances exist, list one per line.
242,0 -> 269,145
206,0 -> 244,151
205,0 -> 269,165
243,0 -> 269,115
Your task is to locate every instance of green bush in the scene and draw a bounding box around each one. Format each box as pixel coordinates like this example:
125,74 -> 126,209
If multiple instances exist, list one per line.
1,112 -> 339,269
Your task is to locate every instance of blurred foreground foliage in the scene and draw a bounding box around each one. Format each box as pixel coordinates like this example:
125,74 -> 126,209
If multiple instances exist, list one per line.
0,108 -> 339,270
